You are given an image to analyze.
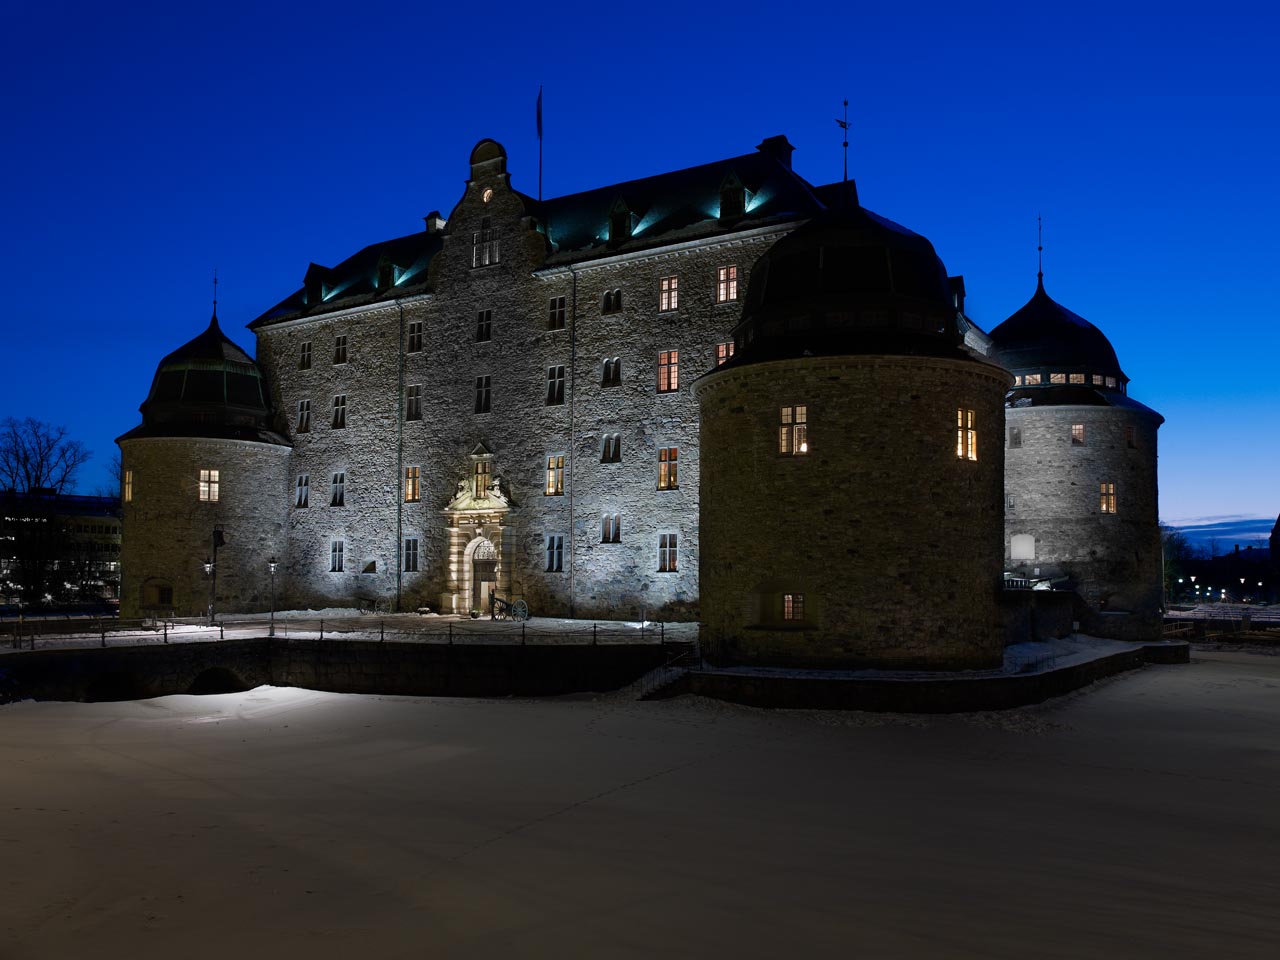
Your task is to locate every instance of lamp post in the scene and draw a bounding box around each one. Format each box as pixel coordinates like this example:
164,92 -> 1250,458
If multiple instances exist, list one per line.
203,556 -> 215,625
206,526 -> 223,626
268,556 -> 278,637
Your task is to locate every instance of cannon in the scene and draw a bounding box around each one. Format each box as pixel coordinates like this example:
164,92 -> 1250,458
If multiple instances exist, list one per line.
490,593 -> 529,621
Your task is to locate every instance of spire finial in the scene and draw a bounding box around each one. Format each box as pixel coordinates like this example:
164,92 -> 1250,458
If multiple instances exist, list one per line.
836,98 -> 850,185
212,268 -> 219,320
1036,215 -> 1043,285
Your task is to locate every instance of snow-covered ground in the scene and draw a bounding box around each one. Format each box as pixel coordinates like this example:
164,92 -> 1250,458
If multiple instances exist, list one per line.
2,652 -> 1277,959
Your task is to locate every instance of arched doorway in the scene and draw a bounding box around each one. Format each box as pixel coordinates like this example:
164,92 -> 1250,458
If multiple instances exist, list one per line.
469,537 -> 498,615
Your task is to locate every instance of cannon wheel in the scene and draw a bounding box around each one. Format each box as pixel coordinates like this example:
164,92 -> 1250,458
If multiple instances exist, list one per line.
512,600 -> 529,622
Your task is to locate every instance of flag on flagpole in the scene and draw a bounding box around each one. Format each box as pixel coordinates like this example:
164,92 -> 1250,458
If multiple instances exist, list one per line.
536,85 -> 543,140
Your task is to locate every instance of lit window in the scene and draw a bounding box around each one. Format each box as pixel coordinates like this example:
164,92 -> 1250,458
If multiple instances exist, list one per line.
780,405 -> 808,455
783,593 -> 805,621
1013,375 -> 1022,386
476,310 -> 492,342
657,350 -> 679,393
330,540 -> 344,573
548,296 -> 566,331
658,447 -> 678,490
472,216 -> 499,267
1069,373 -> 1085,384
1050,372 -> 1066,384
123,470 -> 133,503
1092,374 -> 1105,386
956,409 -> 977,461
1105,376 -> 1117,389
602,514 -> 621,543
603,357 -> 621,387
547,365 -> 566,405
602,289 -> 622,314
297,399 -> 311,433
405,466 -> 420,503
198,469 -> 219,502
475,376 -> 491,414
658,533 -> 678,572
602,434 -> 621,463
1071,423 -> 1085,446
333,335 -> 348,365
299,341 -> 312,370
482,188 -> 493,203
474,459 -> 491,498
1009,426 -> 1022,448
407,321 -> 424,353
1100,482 -> 1117,514
1024,374 -> 1042,386
1125,424 -> 1136,449
659,276 -> 679,312
545,454 -> 565,496
715,342 -> 735,366
716,265 -> 739,303
332,395 -> 347,428
331,472 -> 345,507
405,384 -> 422,421
404,538 -> 419,573
295,474 -> 309,508
546,535 -> 564,572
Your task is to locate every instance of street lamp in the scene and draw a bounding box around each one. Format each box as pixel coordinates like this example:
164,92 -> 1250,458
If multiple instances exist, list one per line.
268,556 -> 278,637
203,556 -> 214,625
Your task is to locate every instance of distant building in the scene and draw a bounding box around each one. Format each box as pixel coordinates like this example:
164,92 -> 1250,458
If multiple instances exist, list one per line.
0,490 -> 121,607
118,135 -> 1165,662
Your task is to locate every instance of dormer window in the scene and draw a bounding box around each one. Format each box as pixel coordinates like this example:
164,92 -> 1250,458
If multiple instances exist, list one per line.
472,217 -> 499,267
377,259 -> 397,289
609,199 -> 633,242
719,172 -> 747,220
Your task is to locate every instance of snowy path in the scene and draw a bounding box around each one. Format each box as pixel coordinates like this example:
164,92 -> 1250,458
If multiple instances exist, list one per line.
1,652 -> 1277,959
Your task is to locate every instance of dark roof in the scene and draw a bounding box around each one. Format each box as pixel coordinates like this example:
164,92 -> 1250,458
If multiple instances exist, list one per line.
250,136 -> 828,327
1005,385 -> 1163,422
119,313 -> 289,446
988,277 -> 1126,383
252,230 -> 442,328
718,191 -> 977,367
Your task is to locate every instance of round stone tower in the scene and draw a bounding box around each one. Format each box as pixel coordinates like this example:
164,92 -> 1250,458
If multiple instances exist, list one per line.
117,311 -> 291,619
694,195 -> 1010,669
989,277 -> 1164,640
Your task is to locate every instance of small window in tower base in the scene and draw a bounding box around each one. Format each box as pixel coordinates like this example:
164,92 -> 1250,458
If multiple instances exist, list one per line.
782,593 -> 805,621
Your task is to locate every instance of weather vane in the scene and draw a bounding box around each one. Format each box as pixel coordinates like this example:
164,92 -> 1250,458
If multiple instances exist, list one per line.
836,99 -> 850,183
1037,215 -> 1043,281
213,268 -> 219,314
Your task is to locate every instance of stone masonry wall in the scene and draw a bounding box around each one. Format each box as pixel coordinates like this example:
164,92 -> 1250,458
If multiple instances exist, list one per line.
119,437 -> 290,618
1004,404 -> 1162,638
697,354 -> 1009,669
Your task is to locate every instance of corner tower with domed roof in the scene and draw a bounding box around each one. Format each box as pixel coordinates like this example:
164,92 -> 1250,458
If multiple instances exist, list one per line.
117,311 -> 291,618
989,275 -> 1164,640
694,189 -> 1011,669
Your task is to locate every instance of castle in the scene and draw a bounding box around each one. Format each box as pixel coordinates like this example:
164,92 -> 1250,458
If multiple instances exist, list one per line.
118,135 -> 1164,667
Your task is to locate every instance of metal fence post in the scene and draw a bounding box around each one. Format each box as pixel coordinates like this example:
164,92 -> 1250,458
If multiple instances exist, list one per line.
320,618 -> 324,641
521,623 -> 526,645
99,619 -> 106,648
593,624 -> 598,646
164,620 -> 168,644
381,620 -> 385,642
219,624 -> 224,640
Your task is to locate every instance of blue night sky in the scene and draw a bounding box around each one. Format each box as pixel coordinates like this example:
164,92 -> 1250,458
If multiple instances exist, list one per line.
2,1 -> 1276,540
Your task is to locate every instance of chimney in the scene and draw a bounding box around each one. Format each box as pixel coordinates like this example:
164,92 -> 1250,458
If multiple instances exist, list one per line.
756,135 -> 795,170
423,211 -> 446,234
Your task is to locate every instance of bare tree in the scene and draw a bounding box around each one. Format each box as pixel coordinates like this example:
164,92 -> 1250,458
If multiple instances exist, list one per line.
0,417 -> 91,494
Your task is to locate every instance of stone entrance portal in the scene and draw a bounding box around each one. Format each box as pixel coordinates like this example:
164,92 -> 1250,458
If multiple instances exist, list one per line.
439,445 -> 516,615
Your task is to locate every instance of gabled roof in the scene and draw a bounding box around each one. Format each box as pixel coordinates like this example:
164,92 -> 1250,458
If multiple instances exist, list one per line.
251,230 -> 442,328
250,136 -> 830,328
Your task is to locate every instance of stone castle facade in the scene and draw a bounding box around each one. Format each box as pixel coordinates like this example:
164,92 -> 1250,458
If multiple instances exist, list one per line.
118,134 -> 1164,664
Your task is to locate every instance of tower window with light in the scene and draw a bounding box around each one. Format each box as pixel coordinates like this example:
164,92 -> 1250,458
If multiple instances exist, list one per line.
956,408 -> 977,461
198,469 -> 219,502
1100,482 -> 1117,514
780,405 -> 808,455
